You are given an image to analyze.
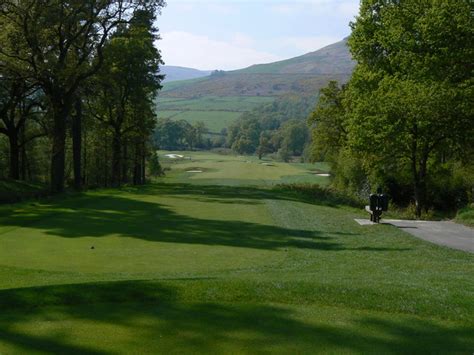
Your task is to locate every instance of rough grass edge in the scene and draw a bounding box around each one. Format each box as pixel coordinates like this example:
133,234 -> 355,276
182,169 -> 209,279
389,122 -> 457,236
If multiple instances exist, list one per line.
455,205 -> 474,227
275,183 -> 364,208
0,180 -> 50,204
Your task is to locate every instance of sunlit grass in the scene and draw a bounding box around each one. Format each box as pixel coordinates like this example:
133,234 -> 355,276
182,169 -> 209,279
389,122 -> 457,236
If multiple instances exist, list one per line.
0,152 -> 472,353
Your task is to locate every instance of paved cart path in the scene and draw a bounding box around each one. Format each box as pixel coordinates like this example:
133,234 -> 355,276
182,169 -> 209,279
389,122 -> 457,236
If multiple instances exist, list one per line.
384,219 -> 474,253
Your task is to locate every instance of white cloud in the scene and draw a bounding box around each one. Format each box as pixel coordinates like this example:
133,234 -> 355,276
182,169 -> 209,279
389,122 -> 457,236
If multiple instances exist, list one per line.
158,31 -> 282,71
231,33 -> 256,48
270,0 -> 359,17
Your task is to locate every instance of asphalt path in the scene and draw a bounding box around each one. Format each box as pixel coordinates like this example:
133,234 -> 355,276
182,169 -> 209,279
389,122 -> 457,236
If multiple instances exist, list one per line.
384,219 -> 474,253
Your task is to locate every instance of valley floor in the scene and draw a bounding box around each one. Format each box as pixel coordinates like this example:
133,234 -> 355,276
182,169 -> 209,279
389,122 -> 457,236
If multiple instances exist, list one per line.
0,152 -> 472,354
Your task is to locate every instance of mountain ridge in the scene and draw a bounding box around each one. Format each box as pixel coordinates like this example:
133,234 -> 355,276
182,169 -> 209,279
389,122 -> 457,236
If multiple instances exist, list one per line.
160,38 -> 354,98
232,39 -> 354,75
161,65 -> 212,83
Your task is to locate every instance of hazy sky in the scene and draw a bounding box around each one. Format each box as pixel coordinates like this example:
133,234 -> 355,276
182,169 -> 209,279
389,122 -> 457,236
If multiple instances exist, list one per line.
156,0 -> 360,71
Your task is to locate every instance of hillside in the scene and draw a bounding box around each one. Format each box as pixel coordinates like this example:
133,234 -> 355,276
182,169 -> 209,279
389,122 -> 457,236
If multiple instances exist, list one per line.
160,73 -> 349,99
160,38 -> 354,98
161,65 -> 211,83
156,38 -> 354,133
234,38 -> 354,75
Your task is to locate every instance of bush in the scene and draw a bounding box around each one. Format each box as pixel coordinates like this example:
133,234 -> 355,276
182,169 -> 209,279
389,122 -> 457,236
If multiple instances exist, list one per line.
148,151 -> 165,177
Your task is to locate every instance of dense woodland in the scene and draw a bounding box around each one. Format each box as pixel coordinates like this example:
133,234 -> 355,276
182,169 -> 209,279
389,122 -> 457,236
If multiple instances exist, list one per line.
310,0 -> 474,217
0,1 -> 165,192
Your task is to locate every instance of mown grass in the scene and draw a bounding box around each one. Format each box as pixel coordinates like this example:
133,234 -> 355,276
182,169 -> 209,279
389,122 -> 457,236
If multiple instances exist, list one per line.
159,150 -> 330,186
0,152 -> 472,353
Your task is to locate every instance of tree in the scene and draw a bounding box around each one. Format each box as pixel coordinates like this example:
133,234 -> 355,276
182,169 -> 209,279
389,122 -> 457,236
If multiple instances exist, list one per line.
0,0 -> 164,192
90,7 -> 163,186
347,0 -> 474,217
256,132 -> 273,160
0,68 -> 44,180
193,121 -> 207,148
308,81 -> 347,161
228,117 -> 261,154
148,150 -> 164,177
278,120 -> 309,156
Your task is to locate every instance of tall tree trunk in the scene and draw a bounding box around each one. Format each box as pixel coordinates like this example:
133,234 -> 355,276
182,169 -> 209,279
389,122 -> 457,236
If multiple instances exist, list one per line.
50,103 -> 68,193
72,98 -> 83,190
411,124 -> 423,218
141,141 -> 146,185
122,143 -> 128,184
112,130 -> 122,186
83,123 -> 87,186
412,156 -> 428,218
133,145 -> 140,185
8,132 -> 20,180
20,125 -> 27,180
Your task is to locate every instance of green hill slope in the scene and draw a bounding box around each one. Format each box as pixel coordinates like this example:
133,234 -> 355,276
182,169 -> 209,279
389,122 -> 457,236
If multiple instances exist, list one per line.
234,39 -> 354,75
156,38 -> 354,132
160,38 -> 354,98
162,66 -> 211,83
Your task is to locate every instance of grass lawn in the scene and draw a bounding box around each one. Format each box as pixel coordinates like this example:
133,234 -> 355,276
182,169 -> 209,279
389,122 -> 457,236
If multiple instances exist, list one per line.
0,152 -> 473,353
159,150 -> 331,186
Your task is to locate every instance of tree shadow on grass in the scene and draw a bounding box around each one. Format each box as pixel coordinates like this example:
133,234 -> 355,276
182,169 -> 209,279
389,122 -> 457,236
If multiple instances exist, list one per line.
124,183 -> 358,209
1,192 -> 408,252
0,281 -> 472,354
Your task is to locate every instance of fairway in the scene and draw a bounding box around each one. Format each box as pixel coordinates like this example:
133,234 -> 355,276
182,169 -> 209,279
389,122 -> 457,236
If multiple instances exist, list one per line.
160,150 -> 331,186
0,152 -> 473,353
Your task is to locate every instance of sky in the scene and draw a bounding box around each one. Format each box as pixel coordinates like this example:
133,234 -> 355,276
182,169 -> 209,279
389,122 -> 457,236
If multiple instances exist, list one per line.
156,0 -> 360,71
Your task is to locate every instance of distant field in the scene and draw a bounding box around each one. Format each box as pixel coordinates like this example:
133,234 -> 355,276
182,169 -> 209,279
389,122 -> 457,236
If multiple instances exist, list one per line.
157,110 -> 242,133
156,96 -> 275,133
157,96 -> 274,112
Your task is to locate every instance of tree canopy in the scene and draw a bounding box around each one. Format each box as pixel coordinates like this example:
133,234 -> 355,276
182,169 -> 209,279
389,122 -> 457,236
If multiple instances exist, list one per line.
310,0 -> 474,216
0,1 -> 166,191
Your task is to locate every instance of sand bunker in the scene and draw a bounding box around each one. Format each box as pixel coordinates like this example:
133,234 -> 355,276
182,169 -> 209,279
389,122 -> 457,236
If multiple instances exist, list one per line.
165,154 -> 184,159
187,170 -> 203,173
316,173 -> 331,177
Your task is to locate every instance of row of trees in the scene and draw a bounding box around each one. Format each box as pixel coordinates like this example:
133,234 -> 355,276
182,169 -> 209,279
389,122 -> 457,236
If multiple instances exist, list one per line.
228,117 -> 309,161
0,0 -> 165,192
153,94 -> 314,161
226,94 -> 315,160
310,0 -> 474,217
154,119 -> 208,151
